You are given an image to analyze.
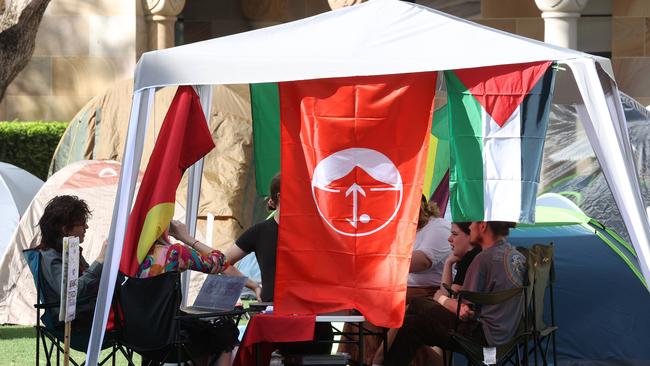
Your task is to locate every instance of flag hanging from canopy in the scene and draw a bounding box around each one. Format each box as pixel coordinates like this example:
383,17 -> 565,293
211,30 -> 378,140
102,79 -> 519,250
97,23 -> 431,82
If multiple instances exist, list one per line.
120,86 -> 215,276
251,83 -> 281,197
445,61 -> 556,224
423,104 -> 450,201
251,83 -> 450,201
275,72 -> 437,328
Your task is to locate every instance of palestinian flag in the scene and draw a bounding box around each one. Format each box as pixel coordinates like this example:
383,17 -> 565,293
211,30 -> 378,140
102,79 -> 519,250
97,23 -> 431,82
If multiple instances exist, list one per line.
275,72 -> 437,328
445,61 -> 556,224
120,86 -> 215,276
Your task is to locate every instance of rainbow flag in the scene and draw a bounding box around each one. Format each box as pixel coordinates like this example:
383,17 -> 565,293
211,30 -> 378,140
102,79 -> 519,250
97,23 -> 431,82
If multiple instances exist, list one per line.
423,104 -> 450,208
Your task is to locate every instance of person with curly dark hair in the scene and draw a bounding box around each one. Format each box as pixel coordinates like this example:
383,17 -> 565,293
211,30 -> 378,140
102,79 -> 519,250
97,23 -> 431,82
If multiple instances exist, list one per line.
36,195 -> 107,330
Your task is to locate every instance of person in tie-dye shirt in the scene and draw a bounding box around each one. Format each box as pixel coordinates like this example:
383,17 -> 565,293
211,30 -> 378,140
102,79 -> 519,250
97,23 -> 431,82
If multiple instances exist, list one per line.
137,220 -> 229,278
136,220 -> 236,366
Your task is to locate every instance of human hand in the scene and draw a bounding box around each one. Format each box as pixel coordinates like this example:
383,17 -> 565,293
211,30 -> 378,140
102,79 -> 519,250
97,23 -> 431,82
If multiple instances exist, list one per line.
446,254 -> 463,264
254,283 -> 263,302
459,304 -> 475,321
433,289 -> 442,302
168,220 -> 192,244
96,240 -> 108,264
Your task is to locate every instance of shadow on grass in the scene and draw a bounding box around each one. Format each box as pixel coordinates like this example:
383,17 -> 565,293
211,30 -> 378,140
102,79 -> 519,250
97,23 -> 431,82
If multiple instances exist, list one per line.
0,325 -> 35,340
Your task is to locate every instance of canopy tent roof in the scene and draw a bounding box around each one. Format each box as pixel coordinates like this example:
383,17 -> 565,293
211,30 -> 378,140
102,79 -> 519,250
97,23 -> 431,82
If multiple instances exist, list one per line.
134,0 -> 610,91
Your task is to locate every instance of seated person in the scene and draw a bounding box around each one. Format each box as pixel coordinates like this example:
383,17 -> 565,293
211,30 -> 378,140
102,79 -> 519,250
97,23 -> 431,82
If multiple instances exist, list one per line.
36,195 -> 107,333
223,173 -> 333,355
434,222 -> 482,311
372,222 -> 481,365
383,221 -> 526,366
407,195 -> 452,301
137,220 -> 238,366
341,197 -> 452,364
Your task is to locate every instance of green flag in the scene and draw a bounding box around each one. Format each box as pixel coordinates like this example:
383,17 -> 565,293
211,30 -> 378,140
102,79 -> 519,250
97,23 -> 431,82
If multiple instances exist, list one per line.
251,83 -> 280,196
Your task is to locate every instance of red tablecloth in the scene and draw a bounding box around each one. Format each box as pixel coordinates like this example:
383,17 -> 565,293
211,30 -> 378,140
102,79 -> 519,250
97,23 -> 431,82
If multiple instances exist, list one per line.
233,313 -> 316,366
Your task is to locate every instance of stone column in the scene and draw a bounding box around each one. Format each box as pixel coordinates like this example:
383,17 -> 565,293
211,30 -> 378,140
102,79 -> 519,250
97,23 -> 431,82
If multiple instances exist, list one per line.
534,1 -> 591,190
534,0 -> 589,49
143,0 -> 186,50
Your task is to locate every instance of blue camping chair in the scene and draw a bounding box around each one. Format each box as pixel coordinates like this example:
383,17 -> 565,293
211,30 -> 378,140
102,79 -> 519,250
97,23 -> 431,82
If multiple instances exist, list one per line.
23,249 -> 134,366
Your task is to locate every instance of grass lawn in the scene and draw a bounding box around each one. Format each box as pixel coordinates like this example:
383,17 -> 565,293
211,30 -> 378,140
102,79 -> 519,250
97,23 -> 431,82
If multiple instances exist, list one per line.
0,325 -> 140,366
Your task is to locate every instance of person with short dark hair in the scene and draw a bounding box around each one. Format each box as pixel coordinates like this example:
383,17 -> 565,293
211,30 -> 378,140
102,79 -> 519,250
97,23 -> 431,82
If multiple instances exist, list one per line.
382,221 -> 526,366
224,172 -> 280,302
36,195 -> 107,330
223,173 -> 334,355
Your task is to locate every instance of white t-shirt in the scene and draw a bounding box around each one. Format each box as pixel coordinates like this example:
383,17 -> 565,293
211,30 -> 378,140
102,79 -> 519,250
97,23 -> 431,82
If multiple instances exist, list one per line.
407,217 -> 452,288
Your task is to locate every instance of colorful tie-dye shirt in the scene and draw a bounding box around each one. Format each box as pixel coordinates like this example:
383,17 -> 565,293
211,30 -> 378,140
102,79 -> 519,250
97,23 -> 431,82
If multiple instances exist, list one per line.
137,243 -> 229,278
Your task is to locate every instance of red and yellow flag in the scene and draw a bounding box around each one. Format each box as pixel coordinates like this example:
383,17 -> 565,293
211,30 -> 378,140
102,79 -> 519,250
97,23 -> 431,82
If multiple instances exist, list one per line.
275,73 -> 437,328
120,86 -> 215,276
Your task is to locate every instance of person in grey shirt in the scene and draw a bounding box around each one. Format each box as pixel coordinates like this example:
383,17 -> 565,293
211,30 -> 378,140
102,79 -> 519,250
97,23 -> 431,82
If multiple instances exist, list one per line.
36,195 -> 106,330
383,221 -> 525,366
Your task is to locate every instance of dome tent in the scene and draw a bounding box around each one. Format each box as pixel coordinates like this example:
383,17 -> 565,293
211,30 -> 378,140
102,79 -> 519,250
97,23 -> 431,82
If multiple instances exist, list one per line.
511,204 -> 650,365
0,160 -> 206,325
87,1 -> 650,362
0,162 -> 43,261
541,93 -> 650,242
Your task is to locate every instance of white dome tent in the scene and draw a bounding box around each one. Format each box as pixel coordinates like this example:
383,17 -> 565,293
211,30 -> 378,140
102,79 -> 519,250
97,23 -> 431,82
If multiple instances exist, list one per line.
0,163 -> 43,261
0,160 -> 205,325
87,1 -> 650,363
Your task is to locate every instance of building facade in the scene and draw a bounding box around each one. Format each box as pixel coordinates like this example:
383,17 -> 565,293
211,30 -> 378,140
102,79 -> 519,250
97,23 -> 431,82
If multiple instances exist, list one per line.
0,0 -> 648,121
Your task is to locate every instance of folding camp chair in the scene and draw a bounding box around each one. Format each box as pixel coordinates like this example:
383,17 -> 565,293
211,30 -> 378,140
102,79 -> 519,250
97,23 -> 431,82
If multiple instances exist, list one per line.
526,244 -> 558,366
446,287 -> 530,366
116,271 -> 245,366
22,249 -> 134,366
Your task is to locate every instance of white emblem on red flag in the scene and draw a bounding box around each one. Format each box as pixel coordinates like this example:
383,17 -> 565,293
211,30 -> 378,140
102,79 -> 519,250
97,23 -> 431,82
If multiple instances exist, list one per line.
311,147 -> 403,237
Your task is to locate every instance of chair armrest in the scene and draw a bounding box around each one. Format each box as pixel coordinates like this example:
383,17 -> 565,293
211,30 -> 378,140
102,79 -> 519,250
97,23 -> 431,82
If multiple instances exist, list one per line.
458,287 -> 524,306
34,294 -> 97,309
175,308 -> 246,321
442,283 -> 458,298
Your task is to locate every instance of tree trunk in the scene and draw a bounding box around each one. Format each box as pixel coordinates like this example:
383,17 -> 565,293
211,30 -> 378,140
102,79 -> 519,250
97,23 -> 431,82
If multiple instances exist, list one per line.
0,0 -> 51,102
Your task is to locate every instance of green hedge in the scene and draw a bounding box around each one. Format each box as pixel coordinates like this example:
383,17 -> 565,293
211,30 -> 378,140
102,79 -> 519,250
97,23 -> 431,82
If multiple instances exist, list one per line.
0,121 -> 68,180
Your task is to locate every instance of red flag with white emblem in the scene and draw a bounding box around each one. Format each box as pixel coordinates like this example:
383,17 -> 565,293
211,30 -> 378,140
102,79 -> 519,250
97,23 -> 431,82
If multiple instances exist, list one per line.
275,73 -> 437,328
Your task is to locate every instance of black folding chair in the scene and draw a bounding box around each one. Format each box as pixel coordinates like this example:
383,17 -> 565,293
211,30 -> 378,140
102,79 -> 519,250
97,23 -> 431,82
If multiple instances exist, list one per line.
22,249 -> 134,366
116,271 -> 244,366
447,286 -> 530,366
525,244 -> 558,366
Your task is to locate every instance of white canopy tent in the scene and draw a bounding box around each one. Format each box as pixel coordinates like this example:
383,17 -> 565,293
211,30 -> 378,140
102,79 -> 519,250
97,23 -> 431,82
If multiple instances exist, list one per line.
87,0 -> 650,363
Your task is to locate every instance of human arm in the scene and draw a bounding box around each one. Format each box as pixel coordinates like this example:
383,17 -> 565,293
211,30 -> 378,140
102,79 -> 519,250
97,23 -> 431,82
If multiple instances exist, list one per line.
224,265 -> 262,301
410,220 -> 452,273
439,254 -> 463,296
168,220 -> 215,256
432,290 -> 475,319
224,244 -> 262,300
409,250 -> 432,272
40,247 -> 104,303
166,220 -> 230,274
